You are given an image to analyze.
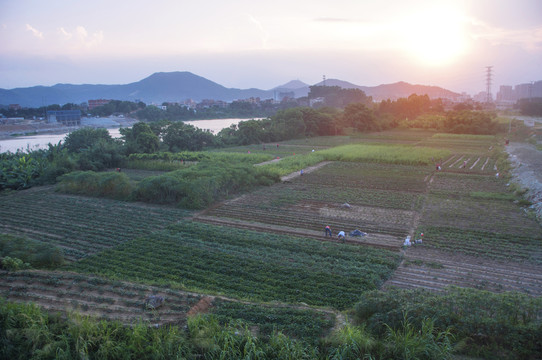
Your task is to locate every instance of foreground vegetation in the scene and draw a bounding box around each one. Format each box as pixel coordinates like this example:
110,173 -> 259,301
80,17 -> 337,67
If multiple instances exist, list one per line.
3,284 -> 540,360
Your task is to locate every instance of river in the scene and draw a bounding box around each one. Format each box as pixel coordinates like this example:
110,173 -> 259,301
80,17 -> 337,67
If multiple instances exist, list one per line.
0,118 -> 245,153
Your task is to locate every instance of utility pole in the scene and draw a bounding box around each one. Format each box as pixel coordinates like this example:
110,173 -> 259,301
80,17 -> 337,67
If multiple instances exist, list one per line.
485,66 -> 493,103
323,75 -> 326,87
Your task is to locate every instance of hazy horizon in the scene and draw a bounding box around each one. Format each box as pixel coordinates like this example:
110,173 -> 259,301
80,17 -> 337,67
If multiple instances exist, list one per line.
1,0 -> 541,96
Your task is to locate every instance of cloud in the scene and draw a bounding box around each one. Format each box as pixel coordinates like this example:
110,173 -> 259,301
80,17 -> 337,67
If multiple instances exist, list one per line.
59,27 -> 72,40
76,26 -> 104,48
246,14 -> 269,48
26,24 -> 43,39
56,25 -> 103,49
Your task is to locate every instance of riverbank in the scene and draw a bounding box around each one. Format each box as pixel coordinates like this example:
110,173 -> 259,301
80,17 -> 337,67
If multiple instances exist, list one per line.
0,116 -> 138,140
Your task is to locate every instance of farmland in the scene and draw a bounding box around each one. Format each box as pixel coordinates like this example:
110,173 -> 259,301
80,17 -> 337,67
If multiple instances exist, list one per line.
0,186 -> 191,260
1,130 -> 541,359
69,221 -> 401,310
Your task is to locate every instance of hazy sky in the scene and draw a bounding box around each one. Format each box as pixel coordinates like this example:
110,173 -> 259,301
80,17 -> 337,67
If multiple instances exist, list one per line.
1,0 -> 541,95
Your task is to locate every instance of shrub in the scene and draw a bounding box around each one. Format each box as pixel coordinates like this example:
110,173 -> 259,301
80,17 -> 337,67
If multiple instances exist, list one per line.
0,234 -> 64,269
1,256 -> 30,271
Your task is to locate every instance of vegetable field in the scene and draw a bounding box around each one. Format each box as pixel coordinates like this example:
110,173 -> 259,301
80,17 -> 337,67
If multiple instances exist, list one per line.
69,221 -> 401,310
0,186 -> 191,260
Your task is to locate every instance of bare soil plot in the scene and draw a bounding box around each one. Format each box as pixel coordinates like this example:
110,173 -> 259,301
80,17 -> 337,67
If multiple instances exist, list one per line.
383,247 -> 542,296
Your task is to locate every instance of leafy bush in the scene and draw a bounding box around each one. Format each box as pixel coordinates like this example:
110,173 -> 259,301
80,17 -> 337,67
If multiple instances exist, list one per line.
133,159 -> 280,208
0,234 -> 64,269
0,151 -> 48,190
1,256 -> 30,271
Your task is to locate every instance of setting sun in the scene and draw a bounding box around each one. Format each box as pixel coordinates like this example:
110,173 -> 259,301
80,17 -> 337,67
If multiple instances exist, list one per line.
401,7 -> 467,66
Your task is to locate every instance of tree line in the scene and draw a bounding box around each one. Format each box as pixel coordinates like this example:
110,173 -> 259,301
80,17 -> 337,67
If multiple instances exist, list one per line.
1,92 -> 506,192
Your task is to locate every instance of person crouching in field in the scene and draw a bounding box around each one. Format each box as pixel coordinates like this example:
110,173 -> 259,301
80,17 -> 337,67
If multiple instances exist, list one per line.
337,231 -> 346,242
324,225 -> 332,237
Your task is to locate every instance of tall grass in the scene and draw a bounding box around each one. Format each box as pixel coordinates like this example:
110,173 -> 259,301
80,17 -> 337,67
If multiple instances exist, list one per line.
56,171 -> 133,200
319,144 -> 450,165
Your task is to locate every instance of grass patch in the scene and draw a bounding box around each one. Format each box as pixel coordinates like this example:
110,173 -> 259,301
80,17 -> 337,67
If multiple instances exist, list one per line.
318,143 -> 450,165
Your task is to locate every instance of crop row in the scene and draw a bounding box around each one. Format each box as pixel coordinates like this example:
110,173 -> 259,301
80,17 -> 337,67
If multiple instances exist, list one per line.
246,183 -> 422,211
298,162 -> 431,192
207,204 -> 409,238
441,155 -> 497,172
428,172 -> 506,194
70,221 -> 401,310
415,226 -> 542,264
0,187 -> 190,259
420,194 -> 541,238
0,270 -> 202,325
386,247 -> 542,295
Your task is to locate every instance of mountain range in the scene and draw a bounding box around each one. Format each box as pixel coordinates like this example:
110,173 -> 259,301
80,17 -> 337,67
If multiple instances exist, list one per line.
0,71 -> 461,108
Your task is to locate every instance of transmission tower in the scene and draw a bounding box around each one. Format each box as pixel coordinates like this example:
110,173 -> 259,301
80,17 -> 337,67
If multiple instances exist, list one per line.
485,66 -> 493,103
323,75 -> 326,87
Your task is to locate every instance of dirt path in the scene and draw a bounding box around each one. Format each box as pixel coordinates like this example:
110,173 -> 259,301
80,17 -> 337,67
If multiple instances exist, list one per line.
505,142 -> 542,221
281,161 -> 333,182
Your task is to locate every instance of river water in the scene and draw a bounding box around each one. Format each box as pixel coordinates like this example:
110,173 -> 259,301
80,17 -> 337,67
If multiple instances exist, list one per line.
0,118 -> 244,153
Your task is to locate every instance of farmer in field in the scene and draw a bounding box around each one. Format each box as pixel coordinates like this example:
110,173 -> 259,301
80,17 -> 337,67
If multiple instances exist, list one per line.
324,225 -> 332,237
337,230 -> 346,242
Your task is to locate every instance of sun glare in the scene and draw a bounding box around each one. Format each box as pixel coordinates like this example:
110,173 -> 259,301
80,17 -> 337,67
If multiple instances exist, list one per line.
401,7 -> 467,66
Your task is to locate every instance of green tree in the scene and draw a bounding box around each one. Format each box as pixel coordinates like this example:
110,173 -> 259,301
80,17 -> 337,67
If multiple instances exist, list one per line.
443,110 -> 501,134
162,122 -> 215,151
63,128 -> 113,153
120,122 -> 160,154
341,103 -> 379,131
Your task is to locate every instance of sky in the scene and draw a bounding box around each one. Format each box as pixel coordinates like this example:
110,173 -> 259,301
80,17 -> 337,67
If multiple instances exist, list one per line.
0,0 -> 541,95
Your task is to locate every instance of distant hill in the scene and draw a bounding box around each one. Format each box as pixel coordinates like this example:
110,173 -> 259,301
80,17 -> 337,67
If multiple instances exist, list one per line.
0,71 -> 460,107
311,79 -> 460,101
